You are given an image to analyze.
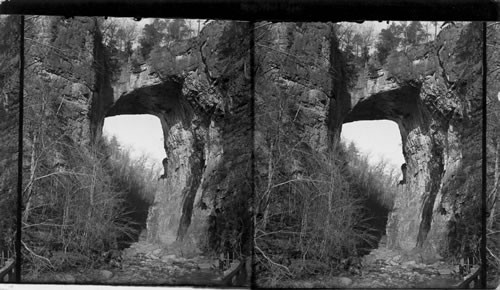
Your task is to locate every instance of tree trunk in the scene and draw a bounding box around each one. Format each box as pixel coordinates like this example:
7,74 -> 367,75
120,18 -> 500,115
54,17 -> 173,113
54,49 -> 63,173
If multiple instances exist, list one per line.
22,134 -> 37,224
488,141 -> 500,229
261,142 -> 274,230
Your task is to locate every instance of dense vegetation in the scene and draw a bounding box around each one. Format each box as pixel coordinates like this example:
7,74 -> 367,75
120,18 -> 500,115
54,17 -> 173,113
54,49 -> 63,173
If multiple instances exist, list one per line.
333,21 -> 436,92
253,22 -> 399,285
127,19 -> 194,75
0,15 -> 21,263
255,140 -> 398,285
375,21 -> 432,64
21,16 -> 163,277
99,18 -> 195,78
487,22 -> 500,284
21,132 -> 161,276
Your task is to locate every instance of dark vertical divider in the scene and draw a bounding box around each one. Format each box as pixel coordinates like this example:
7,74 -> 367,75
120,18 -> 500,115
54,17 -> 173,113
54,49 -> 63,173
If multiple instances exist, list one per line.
15,15 -> 24,283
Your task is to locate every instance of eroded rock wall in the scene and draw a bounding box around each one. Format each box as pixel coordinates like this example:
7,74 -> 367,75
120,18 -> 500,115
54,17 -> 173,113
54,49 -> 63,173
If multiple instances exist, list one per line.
254,22 -> 348,159
24,17 -> 252,255
26,17 -> 480,260
24,17 -> 109,148
105,21 -> 252,253
347,23 -> 482,258
256,22 -> 481,260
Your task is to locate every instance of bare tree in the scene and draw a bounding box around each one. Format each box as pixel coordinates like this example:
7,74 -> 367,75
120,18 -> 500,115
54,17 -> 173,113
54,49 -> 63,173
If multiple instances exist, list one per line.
101,18 -> 138,53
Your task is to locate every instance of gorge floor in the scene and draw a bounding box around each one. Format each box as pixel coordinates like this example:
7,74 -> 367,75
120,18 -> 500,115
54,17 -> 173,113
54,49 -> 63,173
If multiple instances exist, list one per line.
260,238 -> 471,288
23,241 -> 230,286
22,240 -> 472,287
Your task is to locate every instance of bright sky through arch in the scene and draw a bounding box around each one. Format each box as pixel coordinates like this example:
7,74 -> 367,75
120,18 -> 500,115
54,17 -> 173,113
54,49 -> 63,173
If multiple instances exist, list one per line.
102,115 -> 166,172
341,120 -> 405,174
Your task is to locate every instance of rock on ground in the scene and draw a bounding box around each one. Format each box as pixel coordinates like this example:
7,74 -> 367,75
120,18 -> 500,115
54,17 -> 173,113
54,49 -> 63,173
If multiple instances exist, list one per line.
100,270 -> 113,280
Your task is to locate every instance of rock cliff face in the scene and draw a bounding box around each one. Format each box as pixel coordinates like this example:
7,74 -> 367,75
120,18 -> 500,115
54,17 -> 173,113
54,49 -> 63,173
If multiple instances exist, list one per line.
254,22 -> 349,157
26,17 -> 480,260
25,17 -> 252,254
257,22 -> 482,259
106,21 -> 252,251
347,23 -> 482,257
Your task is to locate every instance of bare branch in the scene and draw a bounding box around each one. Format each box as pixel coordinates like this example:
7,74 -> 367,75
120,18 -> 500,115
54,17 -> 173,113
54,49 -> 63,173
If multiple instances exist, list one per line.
21,241 -> 53,268
255,245 -> 292,276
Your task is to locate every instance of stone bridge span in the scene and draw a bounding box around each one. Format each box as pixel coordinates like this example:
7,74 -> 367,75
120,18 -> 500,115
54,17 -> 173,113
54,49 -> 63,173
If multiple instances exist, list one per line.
341,23 -> 481,259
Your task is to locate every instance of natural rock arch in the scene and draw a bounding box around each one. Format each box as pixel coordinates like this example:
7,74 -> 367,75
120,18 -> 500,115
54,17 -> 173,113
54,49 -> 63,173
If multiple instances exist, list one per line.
90,21 -> 253,254
339,23 -> 481,258
21,16 -> 253,273
97,61 -> 217,248
256,21 -> 480,260
342,72 -> 437,250
72,21 -> 252,252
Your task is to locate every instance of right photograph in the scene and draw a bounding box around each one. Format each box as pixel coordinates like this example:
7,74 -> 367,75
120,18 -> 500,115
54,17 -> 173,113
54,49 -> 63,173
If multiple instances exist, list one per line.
254,21 -> 484,288
487,22 -> 500,289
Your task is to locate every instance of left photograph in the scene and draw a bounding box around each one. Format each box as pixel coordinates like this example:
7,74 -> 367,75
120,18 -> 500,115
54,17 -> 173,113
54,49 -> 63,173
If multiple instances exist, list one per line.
0,15 -> 21,283
22,16 -> 252,286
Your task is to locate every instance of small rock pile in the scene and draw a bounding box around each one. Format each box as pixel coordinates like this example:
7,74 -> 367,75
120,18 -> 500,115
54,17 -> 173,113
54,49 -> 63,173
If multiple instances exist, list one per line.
103,241 -> 222,285
37,241 -> 223,285
278,236 -> 470,288
351,238 -> 465,288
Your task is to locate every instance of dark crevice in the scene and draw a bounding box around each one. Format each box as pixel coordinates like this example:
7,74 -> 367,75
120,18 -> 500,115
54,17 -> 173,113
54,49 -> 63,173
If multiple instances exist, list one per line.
416,143 -> 444,248
436,44 -> 455,90
176,129 -> 206,241
200,40 -> 216,85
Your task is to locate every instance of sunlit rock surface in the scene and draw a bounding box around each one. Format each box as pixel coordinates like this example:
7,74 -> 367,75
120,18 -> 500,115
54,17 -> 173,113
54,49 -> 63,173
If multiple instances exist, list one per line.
347,23 -> 482,257
106,21 -> 251,251
25,17 -> 251,255
25,16 -> 480,262
257,22 -> 481,260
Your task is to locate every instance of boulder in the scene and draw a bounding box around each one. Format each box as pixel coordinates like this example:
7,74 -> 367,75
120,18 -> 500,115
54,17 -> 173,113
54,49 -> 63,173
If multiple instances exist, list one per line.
338,277 -> 353,286
100,270 -> 113,280
161,254 -> 176,263
55,274 -> 76,283
438,268 -> 453,276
